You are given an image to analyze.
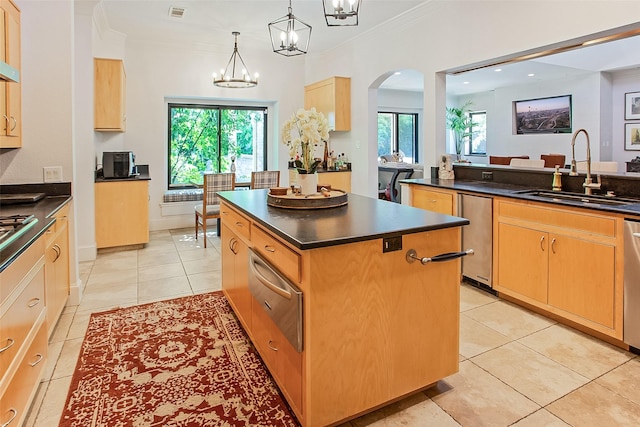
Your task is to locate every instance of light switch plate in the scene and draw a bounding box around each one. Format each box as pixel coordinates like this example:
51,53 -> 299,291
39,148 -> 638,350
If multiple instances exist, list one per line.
43,166 -> 63,183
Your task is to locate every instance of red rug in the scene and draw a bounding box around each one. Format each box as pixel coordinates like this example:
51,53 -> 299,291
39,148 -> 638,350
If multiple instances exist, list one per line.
60,291 -> 299,426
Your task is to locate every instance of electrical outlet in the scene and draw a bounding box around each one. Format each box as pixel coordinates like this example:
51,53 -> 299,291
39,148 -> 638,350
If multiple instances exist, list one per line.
382,236 -> 402,253
43,166 -> 63,183
482,171 -> 493,181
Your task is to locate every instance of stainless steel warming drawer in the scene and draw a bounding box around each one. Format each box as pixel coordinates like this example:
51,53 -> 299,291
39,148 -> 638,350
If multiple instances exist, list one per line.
248,248 -> 303,352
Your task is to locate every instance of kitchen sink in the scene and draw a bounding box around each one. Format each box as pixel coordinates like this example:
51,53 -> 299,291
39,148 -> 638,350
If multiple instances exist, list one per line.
516,190 -> 640,206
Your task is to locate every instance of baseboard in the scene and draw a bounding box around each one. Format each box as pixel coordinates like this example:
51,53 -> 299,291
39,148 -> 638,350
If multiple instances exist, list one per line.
77,244 -> 97,262
68,277 -> 84,306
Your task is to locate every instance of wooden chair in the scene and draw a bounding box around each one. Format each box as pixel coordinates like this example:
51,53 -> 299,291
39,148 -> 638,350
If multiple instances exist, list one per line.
540,154 -> 566,168
195,173 -> 235,247
250,170 -> 280,189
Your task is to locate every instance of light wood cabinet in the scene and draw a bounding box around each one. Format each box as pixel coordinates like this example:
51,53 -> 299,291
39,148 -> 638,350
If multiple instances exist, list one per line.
289,170 -> 352,192
495,199 -> 621,338
410,186 -> 456,215
221,223 -> 252,332
304,76 -> 350,131
45,203 -> 70,337
0,234 -> 47,427
95,180 -> 149,248
94,58 -> 126,131
221,201 -> 461,426
0,0 -> 21,148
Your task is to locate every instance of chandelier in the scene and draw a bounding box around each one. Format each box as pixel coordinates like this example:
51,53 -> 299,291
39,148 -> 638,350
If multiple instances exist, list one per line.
212,32 -> 258,88
268,0 -> 312,57
323,0 -> 361,26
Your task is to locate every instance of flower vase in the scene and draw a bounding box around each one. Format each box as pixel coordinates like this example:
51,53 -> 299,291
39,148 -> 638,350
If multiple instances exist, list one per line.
297,172 -> 318,195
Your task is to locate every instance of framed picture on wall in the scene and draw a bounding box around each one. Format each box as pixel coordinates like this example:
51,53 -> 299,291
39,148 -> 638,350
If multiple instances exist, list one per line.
514,95 -> 572,134
625,91 -> 640,119
625,123 -> 640,150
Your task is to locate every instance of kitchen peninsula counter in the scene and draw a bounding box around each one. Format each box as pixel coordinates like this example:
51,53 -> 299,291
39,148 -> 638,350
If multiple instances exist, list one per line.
219,190 -> 469,427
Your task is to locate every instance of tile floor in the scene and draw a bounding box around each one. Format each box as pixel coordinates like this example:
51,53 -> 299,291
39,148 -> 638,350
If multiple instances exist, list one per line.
25,228 -> 640,426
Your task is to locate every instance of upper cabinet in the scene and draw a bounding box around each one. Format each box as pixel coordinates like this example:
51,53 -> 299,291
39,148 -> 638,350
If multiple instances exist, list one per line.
94,58 -> 126,132
0,0 -> 21,149
304,76 -> 351,131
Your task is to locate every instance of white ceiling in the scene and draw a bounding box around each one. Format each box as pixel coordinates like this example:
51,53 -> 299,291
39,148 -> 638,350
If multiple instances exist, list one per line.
98,1 -> 640,95
99,0 -> 426,53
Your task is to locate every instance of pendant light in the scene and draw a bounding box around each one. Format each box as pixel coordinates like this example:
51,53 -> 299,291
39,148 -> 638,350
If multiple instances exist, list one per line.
323,0 -> 361,26
268,0 -> 312,57
212,32 -> 258,88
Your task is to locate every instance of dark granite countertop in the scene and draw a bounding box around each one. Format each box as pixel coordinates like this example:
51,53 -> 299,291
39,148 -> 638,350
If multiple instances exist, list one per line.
0,183 -> 72,272
218,190 -> 469,250
401,177 -> 640,216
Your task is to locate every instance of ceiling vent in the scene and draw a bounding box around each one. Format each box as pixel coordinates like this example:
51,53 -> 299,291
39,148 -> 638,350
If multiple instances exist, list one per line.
168,7 -> 185,18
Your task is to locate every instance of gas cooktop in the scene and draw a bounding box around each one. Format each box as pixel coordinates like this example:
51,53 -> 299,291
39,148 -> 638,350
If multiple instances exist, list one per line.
0,214 -> 39,251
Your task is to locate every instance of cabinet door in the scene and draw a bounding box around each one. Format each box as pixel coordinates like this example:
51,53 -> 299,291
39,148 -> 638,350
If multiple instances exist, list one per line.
45,216 -> 70,337
0,1 -> 20,148
304,77 -> 350,131
94,58 -> 126,131
411,187 -> 454,215
497,223 -> 548,303
548,234 -> 615,328
95,181 -> 149,248
221,224 -> 251,330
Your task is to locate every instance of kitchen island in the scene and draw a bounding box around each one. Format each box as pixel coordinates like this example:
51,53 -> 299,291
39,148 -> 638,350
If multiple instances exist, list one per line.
218,190 -> 469,427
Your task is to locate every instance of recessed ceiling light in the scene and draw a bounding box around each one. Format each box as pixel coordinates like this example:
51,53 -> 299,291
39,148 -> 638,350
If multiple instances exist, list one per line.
463,81 -> 470,85
528,73 -> 535,77
495,68 -> 502,72
394,72 -> 401,75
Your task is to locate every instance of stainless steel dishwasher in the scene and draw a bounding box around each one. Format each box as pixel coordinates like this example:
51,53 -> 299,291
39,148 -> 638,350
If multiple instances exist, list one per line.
248,248 -> 303,352
459,194 -> 493,288
624,219 -> 640,352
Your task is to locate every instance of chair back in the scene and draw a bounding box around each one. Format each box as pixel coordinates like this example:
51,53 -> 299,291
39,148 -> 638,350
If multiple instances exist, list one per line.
250,170 -> 280,189
540,154 -> 566,168
203,173 -> 235,206
509,158 -> 545,168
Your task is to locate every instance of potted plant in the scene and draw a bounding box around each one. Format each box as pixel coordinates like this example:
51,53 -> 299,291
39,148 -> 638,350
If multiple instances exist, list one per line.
282,108 -> 330,194
446,100 -> 475,161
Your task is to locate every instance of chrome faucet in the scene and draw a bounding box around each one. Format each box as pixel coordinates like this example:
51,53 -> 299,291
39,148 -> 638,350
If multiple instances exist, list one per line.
569,128 -> 601,195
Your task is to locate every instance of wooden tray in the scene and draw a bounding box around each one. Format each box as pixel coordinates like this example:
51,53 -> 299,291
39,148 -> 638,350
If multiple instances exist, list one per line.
267,189 -> 348,209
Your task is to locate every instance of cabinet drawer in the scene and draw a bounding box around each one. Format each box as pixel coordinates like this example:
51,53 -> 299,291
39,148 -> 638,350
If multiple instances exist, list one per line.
1,237 -> 44,305
251,299 -> 303,417
220,203 -> 251,241
0,265 -> 45,377
0,320 -> 47,427
498,200 -> 616,237
252,225 -> 301,283
411,188 -> 454,215
45,203 -> 70,239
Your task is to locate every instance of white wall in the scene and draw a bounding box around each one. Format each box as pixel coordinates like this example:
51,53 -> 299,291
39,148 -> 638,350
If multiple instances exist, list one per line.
2,1 -> 640,272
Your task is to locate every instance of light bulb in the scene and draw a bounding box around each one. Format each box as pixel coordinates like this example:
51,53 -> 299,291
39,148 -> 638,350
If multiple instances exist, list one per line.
280,31 -> 286,42
242,68 -> 247,76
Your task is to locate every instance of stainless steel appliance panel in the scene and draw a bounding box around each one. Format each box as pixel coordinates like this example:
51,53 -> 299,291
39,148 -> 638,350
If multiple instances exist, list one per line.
248,248 -> 303,352
624,219 -> 640,350
460,194 -> 493,287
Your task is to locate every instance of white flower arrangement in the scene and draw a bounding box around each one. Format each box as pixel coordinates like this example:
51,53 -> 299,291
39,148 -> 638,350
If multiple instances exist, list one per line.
282,107 -> 330,174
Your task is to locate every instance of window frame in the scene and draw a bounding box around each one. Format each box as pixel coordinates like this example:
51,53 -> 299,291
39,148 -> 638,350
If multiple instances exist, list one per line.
377,110 -> 419,163
167,102 -> 268,189
468,110 -> 487,156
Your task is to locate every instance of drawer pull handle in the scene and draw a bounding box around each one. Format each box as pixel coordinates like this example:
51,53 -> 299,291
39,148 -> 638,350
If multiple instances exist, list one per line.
264,245 -> 276,253
1,408 -> 17,427
53,244 -> 61,261
0,338 -> 15,353
540,235 -> 546,251
406,249 -> 474,265
235,221 -> 244,228
551,238 -> 557,254
268,340 -> 279,352
229,238 -> 238,255
9,116 -> 16,132
27,298 -> 41,308
29,353 -> 44,367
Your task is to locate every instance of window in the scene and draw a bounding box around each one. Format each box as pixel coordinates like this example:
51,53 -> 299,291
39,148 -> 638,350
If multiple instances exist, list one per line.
469,111 -> 487,155
168,104 -> 267,188
377,112 -> 418,163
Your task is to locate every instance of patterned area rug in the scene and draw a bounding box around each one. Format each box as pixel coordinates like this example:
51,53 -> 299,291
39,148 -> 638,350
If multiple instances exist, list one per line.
60,291 -> 299,426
